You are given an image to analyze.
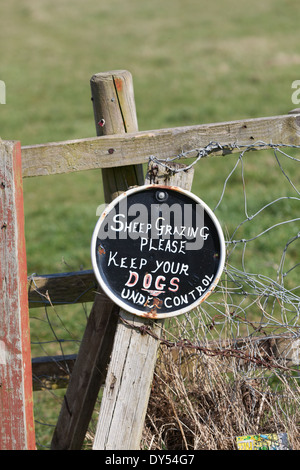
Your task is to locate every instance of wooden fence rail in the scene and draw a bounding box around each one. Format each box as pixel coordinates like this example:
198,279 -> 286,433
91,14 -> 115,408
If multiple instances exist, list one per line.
21,112 -> 300,178
28,270 -> 97,308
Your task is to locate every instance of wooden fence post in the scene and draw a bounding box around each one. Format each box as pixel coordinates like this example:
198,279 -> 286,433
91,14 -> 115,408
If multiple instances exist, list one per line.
51,71 -> 144,450
0,140 -> 35,450
92,162 -> 194,450
90,70 -> 144,203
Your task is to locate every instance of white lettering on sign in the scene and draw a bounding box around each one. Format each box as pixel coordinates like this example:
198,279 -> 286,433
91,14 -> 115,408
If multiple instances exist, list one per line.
92,185 -> 225,318
121,273 -> 214,310
139,237 -> 187,254
98,200 -> 207,250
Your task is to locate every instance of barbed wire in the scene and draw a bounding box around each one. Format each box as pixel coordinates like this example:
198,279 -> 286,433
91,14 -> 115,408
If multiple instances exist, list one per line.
134,141 -> 300,375
149,140 -> 300,174
30,140 -> 300,449
118,315 -> 299,373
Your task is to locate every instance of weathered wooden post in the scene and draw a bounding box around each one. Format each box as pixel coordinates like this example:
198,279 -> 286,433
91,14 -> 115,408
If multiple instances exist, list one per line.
0,140 -> 35,450
51,71 -> 144,450
90,70 -> 144,203
92,163 -> 195,450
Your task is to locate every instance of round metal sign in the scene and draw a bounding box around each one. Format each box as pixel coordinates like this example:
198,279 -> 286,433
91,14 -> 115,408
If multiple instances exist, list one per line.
91,184 -> 225,319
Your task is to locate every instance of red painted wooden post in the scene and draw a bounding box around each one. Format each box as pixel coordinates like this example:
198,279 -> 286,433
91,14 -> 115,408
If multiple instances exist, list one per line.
0,140 -> 35,450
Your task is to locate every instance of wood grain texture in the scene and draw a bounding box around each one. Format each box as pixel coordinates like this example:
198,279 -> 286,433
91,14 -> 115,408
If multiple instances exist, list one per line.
21,113 -> 300,178
92,162 -> 194,450
93,311 -> 163,450
0,141 -> 35,450
90,70 -> 144,202
28,270 -> 98,308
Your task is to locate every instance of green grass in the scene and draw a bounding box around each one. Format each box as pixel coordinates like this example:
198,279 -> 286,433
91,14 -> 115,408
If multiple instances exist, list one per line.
1,0 -> 300,449
1,0 -> 299,275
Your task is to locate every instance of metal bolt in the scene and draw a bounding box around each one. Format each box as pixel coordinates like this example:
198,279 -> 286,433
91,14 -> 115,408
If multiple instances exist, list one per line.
108,148 -> 115,155
155,190 -> 169,202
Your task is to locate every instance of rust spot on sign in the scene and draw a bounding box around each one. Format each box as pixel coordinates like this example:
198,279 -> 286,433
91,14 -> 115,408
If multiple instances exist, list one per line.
98,244 -> 105,256
141,310 -> 158,319
142,297 -> 163,319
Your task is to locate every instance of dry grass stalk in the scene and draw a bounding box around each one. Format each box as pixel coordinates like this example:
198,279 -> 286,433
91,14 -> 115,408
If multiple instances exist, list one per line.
142,344 -> 300,450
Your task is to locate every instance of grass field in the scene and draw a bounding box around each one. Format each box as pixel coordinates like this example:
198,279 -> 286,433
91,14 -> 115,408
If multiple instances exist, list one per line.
1,0 -> 299,274
1,0 -> 300,449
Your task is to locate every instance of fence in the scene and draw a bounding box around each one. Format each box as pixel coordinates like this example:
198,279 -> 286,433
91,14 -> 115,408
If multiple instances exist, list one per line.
1,70 -> 300,449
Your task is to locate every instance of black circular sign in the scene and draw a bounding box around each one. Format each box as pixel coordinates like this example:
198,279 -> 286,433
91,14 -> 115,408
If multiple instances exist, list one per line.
91,185 -> 225,319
